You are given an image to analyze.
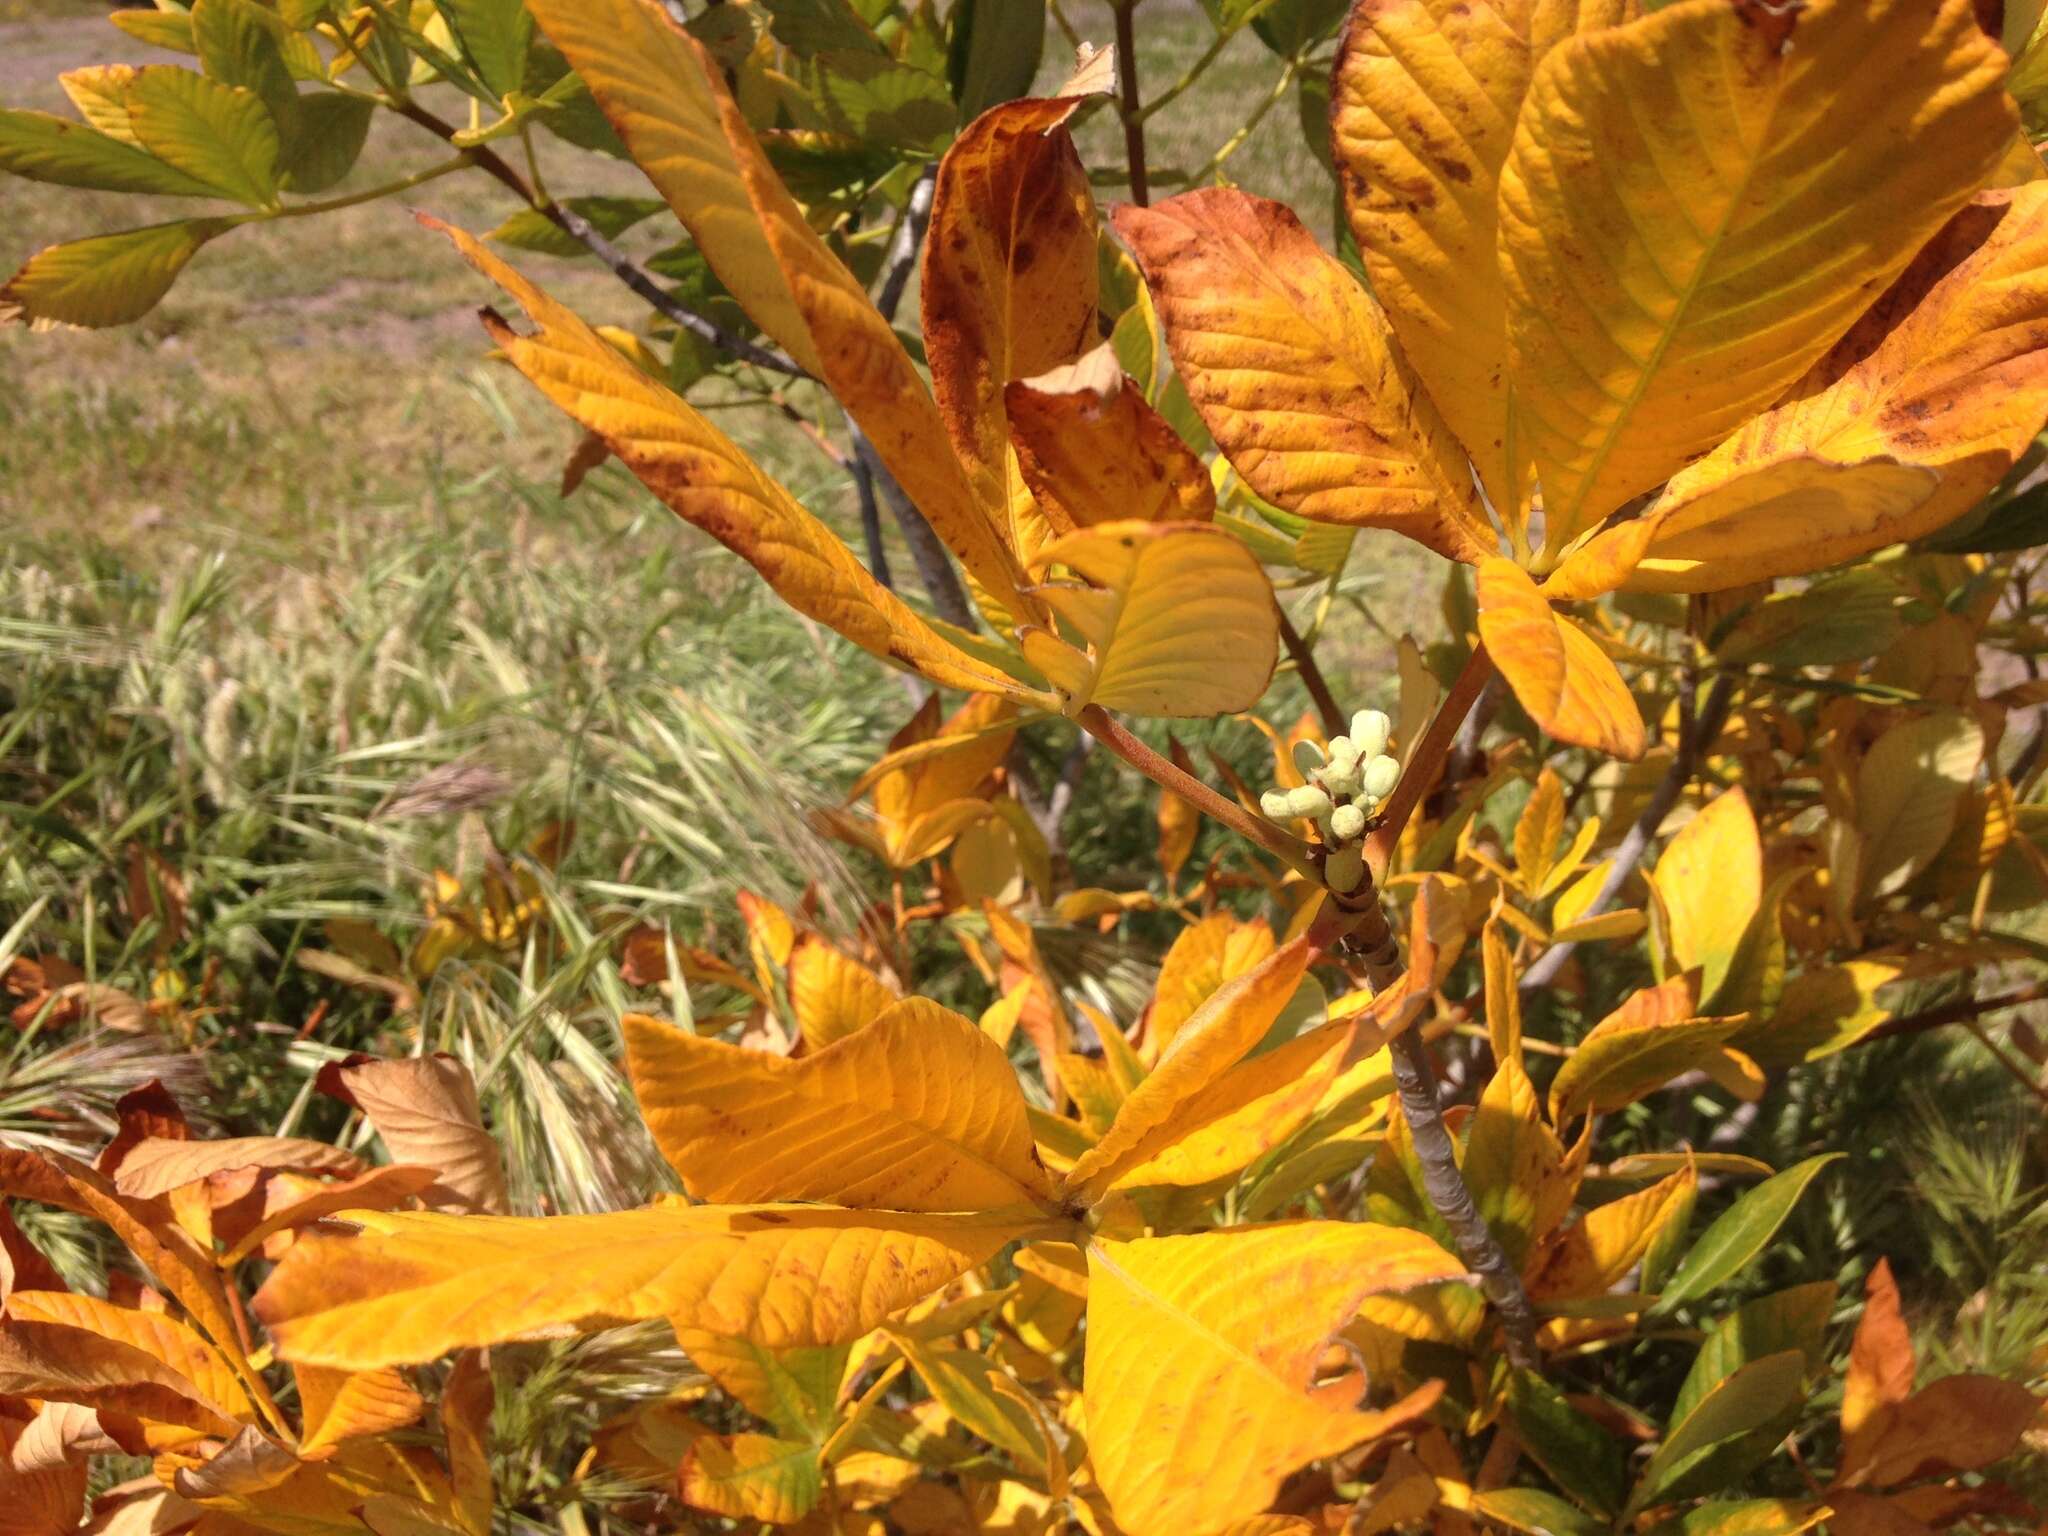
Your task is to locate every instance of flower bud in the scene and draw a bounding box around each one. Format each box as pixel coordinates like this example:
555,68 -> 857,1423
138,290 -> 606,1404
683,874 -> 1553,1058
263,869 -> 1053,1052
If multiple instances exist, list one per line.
1259,789 -> 1292,821
1291,739 -> 1325,776
1324,844 -> 1365,893
1361,754 -> 1401,801
1316,761 -> 1361,798
1330,803 -> 1365,841
1350,709 -> 1391,759
1326,734 -> 1360,768
1285,784 -> 1333,820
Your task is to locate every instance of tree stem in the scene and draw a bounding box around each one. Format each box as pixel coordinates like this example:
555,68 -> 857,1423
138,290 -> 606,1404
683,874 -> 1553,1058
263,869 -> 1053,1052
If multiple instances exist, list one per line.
1078,705 -> 1319,880
1277,607 -> 1345,738
1364,645 -> 1498,882
1112,2 -> 1149,206
1387,1030 -> 1542,1371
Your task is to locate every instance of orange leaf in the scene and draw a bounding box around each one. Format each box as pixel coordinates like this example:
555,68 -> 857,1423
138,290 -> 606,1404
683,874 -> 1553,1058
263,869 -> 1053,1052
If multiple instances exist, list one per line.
1476,558 -> 1644,760
1113,188 -> 1492,564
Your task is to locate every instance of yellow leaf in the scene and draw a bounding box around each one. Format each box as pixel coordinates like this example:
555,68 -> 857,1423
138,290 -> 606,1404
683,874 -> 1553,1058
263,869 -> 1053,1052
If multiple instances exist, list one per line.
1476,558 -> 1645,759
1148,913 -> 1277,1055
1004,1241 -> 1089,1355
1330,0 -> 1632,517
1498,0 -> 2016,547
623,1004 -> 1057,1212
1483,918 -> 1522,1067
1062,937 -> 1311,1203
424,218 -> 1044,703
1548,976 -> 1737,1121
1083,1222 -> 1461,1536
1523,1164 -> 1694,1301
1513,768 -> 1566,893
1651,787 -> 1761,1002
0,1149 -> 244,1377
1855,711 -> 1984,901
1019,520 -> 1277,718
1112,188 -> 1493,564
220,1164 -> 441,1268
922,93 -> 1101,552
1103,1019 -> 1355,1192
786,938 -> 897,1050
1006,343 -> 1217,529
524,0 -> 1028,615
124,66 -> 278,206
255,1203 -> 1041,1368
866,693 -> 1016,866
679,1434 -> 822,1525
1463,1057 -> 1573,1268
5,1289 -> 251,1424
1636,185 -> 2048,586
1610,457 -> 1941,594
294,1366 -> 425,1459
0,220 -> 223,329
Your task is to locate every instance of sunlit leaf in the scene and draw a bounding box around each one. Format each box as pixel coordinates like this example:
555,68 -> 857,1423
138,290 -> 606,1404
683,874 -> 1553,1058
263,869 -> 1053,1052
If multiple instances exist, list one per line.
1477,558 -> 1644,759
425,218 -> 1047,702
1084,1222 -> 1460,1536
256,1203 -> 1042,1368
0,220 -> 226,328
623,1002 -> 1057,1212
1651,1155 -> 1841,1313
1498,0 -> 2015,546
1019,520 -> 1277,717
1113,188 -> 1493,563
1651,788 -> 1760,1004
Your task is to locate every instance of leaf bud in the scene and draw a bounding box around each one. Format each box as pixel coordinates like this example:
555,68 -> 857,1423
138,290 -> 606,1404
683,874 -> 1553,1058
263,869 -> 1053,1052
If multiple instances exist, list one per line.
1330,803 -> 1365,841
1285,784 -> 1333,820
1350,709 -> 1392,759
1361,754 -> 1401,801
1324,844 -> 1365,893
1259,789 -> 1292,821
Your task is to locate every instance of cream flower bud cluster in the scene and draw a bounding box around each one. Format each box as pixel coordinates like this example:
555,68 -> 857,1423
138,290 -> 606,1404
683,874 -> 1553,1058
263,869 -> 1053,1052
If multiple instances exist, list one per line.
1258,709 -> 1399,894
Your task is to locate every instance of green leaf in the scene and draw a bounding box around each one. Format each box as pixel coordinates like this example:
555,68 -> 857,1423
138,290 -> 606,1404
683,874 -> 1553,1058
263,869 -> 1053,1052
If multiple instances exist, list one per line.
1918,474 -> 2048,552
761,0 -> 886,57
278,94 -> 374,193
1670,1283 -> 1835,1433
811,52 -> 956,153
1250,0 -> 1345,54
1507,1369 -> 1626,1517
1470,1487 -> 1609,1536
0,109 -> 219,197
487,196 -> 669,258
1670,1499 -> 1830,1536
111,7 -> 199,53
1,220 -> 228,328
1651,1156 -> 1841,1315
434,0 -> 534,97
1715,568 -> 1907,668
1627,1351 -> 1807,1516
126,66 -> 281,207
1705,867 -> 1805,1019
1855,710 -> 1984,901
947,0 -> 1047,119
891,1335 -> 1048,1474
191,0 -> 302,150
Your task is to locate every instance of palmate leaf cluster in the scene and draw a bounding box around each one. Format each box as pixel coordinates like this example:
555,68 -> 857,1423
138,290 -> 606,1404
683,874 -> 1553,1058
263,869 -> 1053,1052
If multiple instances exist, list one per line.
2,0 -> 2048,1533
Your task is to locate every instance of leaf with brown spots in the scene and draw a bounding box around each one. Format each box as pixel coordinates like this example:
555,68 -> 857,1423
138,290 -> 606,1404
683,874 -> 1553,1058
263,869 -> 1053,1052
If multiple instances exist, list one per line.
1006,342 -> 1216,529
422,217 -> 1049,704
1114,188 -> 1492,564
1498,0 -> 2016,549
1331,0 -> 1634,520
